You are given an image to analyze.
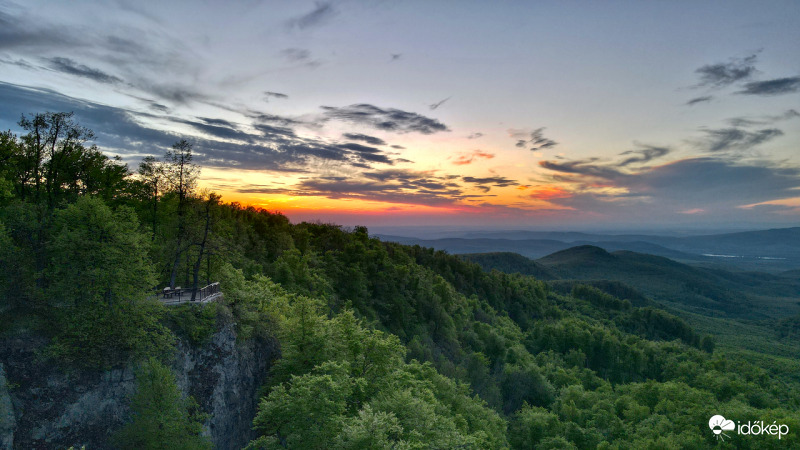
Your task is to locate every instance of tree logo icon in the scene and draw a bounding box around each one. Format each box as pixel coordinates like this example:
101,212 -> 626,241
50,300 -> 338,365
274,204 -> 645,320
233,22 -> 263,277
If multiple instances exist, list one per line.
709,415 -> 736,441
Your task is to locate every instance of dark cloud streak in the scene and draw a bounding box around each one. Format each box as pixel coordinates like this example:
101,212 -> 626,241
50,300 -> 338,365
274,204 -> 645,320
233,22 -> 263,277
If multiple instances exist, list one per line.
694,54 -> 757,87
342,133 -> 387,146
322,103 -> 449,134
686,96 -> 712,106
264,91 -> 289,101
726,109 -> 800,127
286,2 -> 336,30
0,9 -> 81,50
539,159 -> 627,181
700,128 -> 784,152
618,145 -> 670,167
429,97 -> 450,110
46,57 -> 122,84
511,127 -> 558,151
737,77 -> 800,96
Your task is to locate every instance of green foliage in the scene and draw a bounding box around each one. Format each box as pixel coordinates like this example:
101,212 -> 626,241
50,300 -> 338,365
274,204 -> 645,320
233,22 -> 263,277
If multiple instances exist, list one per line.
47,197 -> 155,308
45,197 -> 172,368
3,112 -> 799,449
247,279 -> 507,449
0,220 -> 16,314
165,302 -> 219,346
776,314 -> 800,341
115,358 -> 211,449
47,297 -> 172,369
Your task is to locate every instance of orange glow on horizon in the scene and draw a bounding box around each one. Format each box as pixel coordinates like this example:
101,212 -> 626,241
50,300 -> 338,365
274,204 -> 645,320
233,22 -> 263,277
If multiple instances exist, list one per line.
527,185 -> 572,200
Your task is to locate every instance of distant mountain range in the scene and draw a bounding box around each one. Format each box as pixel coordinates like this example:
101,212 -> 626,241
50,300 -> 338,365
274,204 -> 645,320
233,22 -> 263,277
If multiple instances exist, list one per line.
377,227 -> 800,273
461,246 -> 800,319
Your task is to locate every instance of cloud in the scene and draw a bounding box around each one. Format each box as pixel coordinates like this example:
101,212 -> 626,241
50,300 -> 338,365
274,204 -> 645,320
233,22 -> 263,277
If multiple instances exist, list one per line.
452,150 -> 494,166
527,185 -> 572,200
45,57 -> 122,84
141,82 -> 209,105
538,155 -> 800,222
461,176 -> 516,187
627,158 -> 800,205
699,127 -> 783,152
0,9 -> 81,51
461,176 -> 516,193
264,91 -> 289,101
726,109 -> 800,127
467,132 -> 483,139
199,117 -> 238,128
429,97 -> 450,110
169,116 -> 265,143
337,143 -> 394,164
686,96 -> 712,106
0,81 -> 404,173
230,168 -> 507,207
281,48 -> 312,62
739,197 -> 800,214
0,82 -> 178,151
289,178 -> 463,206
539,159 -> 627,181
234,168 -> 493,207
252,122 -> 297,139
0,6 -> 201,84
509,127 -> 558,151
322,103 -> 449,134
250,113 -> 305,127
286,2 -> 337,30
362,169 -> 436,183
737,76 -> 800,96
342,133 -> 387,146
694,54 -> 758,87
617,144 -> 670,167
0,56 -> 36,70
126,94 -> 170,113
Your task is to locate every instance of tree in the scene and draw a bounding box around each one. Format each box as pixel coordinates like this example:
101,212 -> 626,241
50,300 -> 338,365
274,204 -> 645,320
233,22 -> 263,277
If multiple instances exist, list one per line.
250,362 -> 353,449
16,112 -> 102,207
0,220 -> 16,312
137,155 -> 168,240
165,139 -> 199,288
0,130 -> 19,201
115,358 -> 211,449
190,191 -> 220,301
46,196 -> 172,368
48,196 -> 154,308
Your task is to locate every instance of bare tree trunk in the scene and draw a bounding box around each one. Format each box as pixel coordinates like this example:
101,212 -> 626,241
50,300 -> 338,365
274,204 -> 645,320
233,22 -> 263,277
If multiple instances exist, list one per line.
152,185 -> 158,241
191,198 -> 212,301
168,221 -> 183,289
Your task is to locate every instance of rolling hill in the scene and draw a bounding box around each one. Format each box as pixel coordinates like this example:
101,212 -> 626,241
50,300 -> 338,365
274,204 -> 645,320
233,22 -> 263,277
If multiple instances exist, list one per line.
466,246 -> 800,319
377,226 -> 800,272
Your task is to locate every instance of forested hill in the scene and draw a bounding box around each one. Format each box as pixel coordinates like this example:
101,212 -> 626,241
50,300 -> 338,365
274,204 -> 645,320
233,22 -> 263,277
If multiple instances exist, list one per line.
465,247 -> 800,319
2,113 -> 800,448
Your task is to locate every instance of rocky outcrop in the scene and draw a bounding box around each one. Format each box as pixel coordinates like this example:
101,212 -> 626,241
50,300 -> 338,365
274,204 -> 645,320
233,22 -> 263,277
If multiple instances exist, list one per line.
174,323 -> 276,449
0,317 -> 277,449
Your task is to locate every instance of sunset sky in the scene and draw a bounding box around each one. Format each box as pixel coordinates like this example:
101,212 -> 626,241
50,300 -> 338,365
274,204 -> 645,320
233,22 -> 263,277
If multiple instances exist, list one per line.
1,1 -> 799,229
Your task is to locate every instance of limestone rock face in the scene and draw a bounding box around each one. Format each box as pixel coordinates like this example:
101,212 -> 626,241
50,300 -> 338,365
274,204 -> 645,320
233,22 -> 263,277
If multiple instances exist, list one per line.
0,321 -> 276,450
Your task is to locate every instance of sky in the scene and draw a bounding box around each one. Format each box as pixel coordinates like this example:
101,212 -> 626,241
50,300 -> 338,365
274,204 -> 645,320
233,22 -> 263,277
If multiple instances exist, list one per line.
1,0 -> 799,230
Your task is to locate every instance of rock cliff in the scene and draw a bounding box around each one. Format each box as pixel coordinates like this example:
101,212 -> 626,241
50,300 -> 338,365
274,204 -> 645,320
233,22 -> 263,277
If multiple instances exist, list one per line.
0,317 -> 276,449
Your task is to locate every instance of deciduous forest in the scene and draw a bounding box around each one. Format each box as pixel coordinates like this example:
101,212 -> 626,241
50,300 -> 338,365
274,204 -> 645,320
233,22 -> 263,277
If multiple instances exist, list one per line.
2,113 -> 799,448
